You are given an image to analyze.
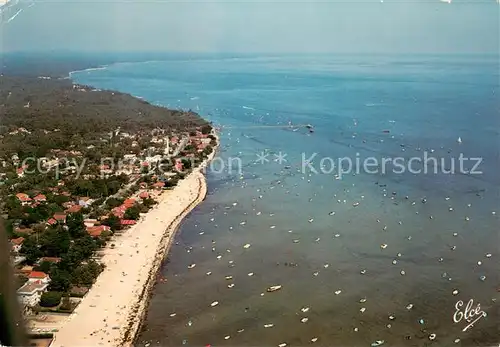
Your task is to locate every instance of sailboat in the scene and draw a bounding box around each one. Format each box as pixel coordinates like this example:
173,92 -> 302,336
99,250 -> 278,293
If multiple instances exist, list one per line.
457,137 -> 462,144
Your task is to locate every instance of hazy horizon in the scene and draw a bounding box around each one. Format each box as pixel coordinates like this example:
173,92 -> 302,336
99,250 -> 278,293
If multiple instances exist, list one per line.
1,0 -> 499,54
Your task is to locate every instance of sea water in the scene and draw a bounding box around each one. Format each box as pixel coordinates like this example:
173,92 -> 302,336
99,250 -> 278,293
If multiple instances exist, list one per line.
72,54 -> 499,346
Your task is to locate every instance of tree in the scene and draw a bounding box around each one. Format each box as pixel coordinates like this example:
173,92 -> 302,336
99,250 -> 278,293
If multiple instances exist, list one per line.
48,268 -> 71,292
181,159 -> 192,170
66,212 -> 86,238
106,197 -> 123,209
36,261 -> 53,274
102,214 -> 121,231
124,206 -> 140,220
19,237 -> 42,265
41,227 -> 71,257
142,198 -> 156,209
71,261 -> 104,286
203,145 -> 213,156
60,294 -> 72,311
201,125 -> 212,135
73,235 -> 98,258
40,291 -> 62,308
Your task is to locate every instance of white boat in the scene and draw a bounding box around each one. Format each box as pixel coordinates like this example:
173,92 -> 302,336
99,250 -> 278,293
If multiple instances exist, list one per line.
267,285 -> 282,292
457,137 -> 462,144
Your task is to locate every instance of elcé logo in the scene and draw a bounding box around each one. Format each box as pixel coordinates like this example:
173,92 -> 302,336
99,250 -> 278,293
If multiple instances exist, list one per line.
453,299 -> 487,332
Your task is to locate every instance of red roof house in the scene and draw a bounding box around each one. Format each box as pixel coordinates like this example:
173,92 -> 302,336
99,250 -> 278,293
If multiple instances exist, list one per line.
38,257 -> 61,264
152,182 -> 165,189
16,193 -> 31,202
139,191 -> 149,199
175,160 -> 183,171
120,219 -> 137,226
66,205 -> 83,213
87,225 -> 111,237
33,194 -> 47,202
112,206 -> 127,218
47,218 -> 57,225
28,271 -> 49,280
53,213 -> 67,223
11,237 -> 25,245
11,237 -> 24,252
123,198 -> 136,208
197,143 -> 208,151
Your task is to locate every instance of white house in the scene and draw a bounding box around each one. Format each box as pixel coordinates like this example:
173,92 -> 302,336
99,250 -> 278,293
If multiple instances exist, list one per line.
17,280 -> 49,307
17,272 -> 51,307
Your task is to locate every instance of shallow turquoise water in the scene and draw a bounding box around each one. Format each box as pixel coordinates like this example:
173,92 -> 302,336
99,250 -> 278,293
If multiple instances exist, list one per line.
72,54 -> 499,346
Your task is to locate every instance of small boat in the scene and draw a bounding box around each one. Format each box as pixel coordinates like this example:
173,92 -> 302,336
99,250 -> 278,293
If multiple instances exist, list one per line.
382,130 -> 390,133
305,124 -> 313,129
457,136 -> 462,144
267,285 -> 282,292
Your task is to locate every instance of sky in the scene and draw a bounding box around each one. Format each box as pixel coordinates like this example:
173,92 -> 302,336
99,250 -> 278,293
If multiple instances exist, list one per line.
0,0 -> 498,54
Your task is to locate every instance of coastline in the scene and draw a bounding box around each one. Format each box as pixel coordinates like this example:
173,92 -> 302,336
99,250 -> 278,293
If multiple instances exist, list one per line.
50,141 -> 218,347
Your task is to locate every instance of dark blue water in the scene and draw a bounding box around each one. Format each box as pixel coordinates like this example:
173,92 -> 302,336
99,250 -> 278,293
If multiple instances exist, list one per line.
72,54 -> 499,347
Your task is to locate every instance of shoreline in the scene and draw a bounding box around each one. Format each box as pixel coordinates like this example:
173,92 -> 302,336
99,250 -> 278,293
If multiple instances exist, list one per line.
122,172 -> 208,347
125,134 -> 220,346
49,141 -> 218,347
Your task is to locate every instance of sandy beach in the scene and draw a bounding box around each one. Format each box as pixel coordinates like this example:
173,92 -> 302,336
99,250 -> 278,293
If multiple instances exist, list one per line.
50,154 -> 215,347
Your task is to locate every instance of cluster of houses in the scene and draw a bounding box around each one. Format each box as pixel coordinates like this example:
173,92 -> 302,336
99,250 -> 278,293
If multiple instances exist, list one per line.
8,176 -> 172,308
5,126 -> 216,310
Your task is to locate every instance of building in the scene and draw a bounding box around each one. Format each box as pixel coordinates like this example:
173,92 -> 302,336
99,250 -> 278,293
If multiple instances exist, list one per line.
120,219 -> 136,226
17,271 -> 51,308
78,197 -> 92,207
17,280 -> 49,307
84,219 -> 98,228
10,237 -> 24,253
16,167 -> 25,177
27,271 -> 50,284
33,194 -> 47,202
36,257 -> 61,265
16,193 -> 31,205
66,204 -> 83,213
53,213 -> 67,223
175,159 -> 183,171
123,198 -> 136,208
111,206 -> 127,218
152,181 -> 165,189
87,225 -> 111,237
